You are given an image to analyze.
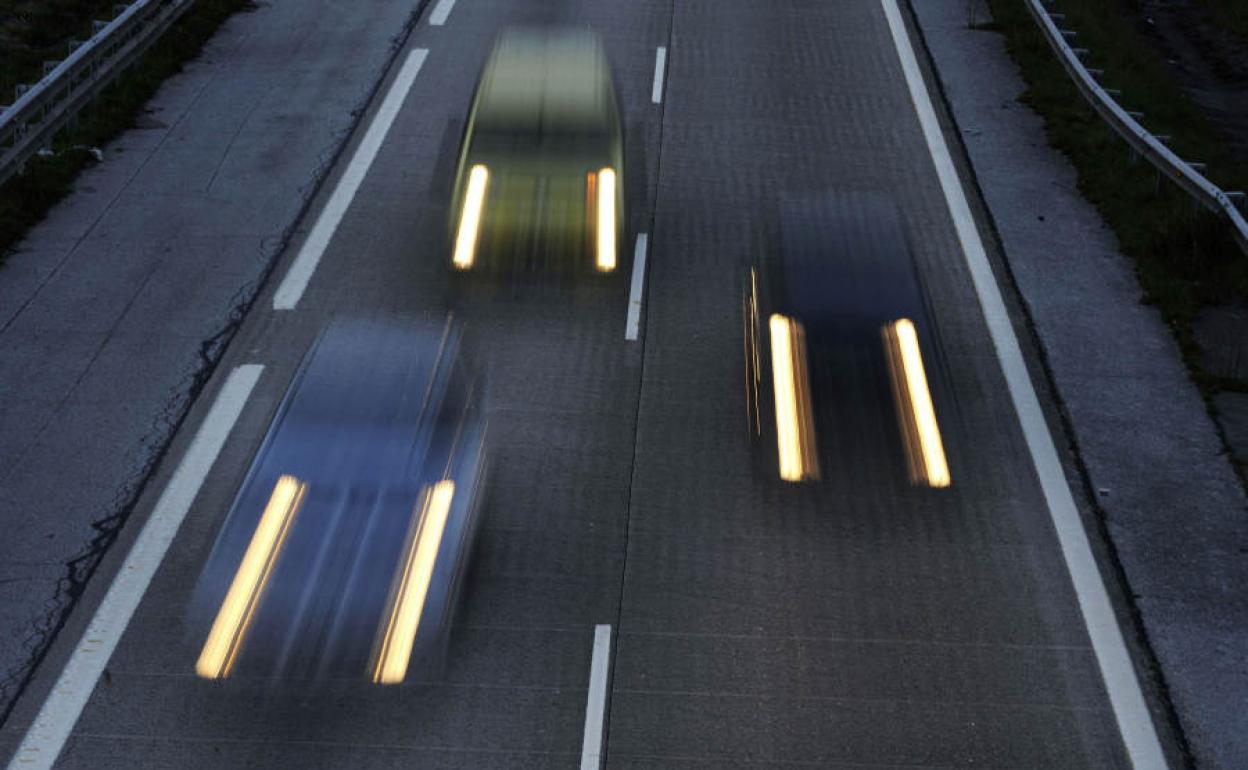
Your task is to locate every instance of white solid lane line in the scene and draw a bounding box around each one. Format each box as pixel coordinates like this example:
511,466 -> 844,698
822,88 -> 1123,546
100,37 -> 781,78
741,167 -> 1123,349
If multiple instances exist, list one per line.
7,365 -> 264,770
429,0 -> 456,26
625,233 -> 649,341
878,1 -> 1168,768
651,47 -> 667,104
272,48 -> 429,311
579,624 -> 612,770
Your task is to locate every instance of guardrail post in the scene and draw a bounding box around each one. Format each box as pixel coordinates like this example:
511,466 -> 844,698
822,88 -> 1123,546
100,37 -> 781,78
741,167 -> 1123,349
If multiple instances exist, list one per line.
1023,0 -> 1248,257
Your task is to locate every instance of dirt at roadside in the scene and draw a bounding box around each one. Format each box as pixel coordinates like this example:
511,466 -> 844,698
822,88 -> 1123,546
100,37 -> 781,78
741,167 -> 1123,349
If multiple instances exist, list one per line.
1127,0 -> 1248,177
1124,0 -> 1248,478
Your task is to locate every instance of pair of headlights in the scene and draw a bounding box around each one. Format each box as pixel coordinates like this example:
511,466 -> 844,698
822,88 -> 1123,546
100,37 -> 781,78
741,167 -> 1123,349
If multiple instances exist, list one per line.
452,165 -> 618,272
769,315 -> 950,488
196,477 -> 457,685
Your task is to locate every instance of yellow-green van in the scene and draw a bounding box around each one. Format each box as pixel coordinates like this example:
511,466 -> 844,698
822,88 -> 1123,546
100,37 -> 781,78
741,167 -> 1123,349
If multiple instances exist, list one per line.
449,27 -> 624,273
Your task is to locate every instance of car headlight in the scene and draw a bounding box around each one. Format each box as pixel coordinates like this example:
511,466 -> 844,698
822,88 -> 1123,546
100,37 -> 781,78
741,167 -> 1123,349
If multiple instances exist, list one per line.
595,167 -> 616,272
769,314 -> 818,482
196,475 -> 307,679
372,480 -> 456,684
453,165 -> 489,269
883,318 -> 950,488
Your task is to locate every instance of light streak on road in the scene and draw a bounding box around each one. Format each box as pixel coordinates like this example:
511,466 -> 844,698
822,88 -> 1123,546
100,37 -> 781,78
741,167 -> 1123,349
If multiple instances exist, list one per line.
453,165 -> 489,269
196,475 -> 307,679
769,314 -> 818,482
596,168 -> 617,272
372,480 -> 455,684
883,318 -> 950,488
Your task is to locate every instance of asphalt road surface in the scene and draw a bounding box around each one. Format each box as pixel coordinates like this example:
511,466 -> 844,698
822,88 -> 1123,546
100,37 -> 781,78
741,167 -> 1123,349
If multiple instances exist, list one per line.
0,0 -> 1179,767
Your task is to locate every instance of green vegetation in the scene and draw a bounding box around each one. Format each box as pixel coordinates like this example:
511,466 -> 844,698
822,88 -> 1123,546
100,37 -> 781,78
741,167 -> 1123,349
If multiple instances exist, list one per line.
983,0 -> 1248,392
1,2 -> 115,95
0,0 -> 253,263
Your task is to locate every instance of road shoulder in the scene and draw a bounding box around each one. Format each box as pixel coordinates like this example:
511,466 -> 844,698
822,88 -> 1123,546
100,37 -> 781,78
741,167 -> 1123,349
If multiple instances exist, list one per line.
0,0 -> 428,724
909,2 -> 1248,768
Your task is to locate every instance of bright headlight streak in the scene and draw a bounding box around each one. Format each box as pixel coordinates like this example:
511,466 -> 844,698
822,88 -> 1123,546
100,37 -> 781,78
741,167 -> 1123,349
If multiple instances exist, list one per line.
769,315 -> 815,482
372,480 -> 455,684
892,318 -> 950,488
596,168 -> 616,271
196,475 -> 306,679
453,165 -> 489,269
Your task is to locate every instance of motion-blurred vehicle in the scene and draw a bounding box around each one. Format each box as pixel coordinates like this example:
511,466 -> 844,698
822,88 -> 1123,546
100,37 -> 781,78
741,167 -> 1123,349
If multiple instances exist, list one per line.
189,318 -> 487,683
449,26 -> 624,274
743,192 -> 953,487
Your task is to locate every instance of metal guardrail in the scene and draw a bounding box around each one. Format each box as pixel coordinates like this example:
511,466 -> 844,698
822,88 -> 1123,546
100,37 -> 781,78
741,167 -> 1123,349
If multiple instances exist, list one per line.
1024,0 -> 1248,255
0,0 -> 194,186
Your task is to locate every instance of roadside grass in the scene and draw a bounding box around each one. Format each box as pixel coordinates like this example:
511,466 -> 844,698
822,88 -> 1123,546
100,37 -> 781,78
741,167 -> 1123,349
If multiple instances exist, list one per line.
0,1 -> 118,100
0,0 -> 253,264
984,0 -> 1248,392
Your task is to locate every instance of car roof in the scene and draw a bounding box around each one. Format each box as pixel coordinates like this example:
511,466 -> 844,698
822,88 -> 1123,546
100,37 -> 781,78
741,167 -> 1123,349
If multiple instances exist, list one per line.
773,192 -> 927,333
268,318 -> 470,483
287,319 -> 453,426
473,27 -> 614,135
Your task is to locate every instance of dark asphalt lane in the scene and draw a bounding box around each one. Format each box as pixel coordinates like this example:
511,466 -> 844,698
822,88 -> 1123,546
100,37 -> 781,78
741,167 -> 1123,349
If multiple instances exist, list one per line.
0,0 -> 1151,767
608,0 -> 1130,766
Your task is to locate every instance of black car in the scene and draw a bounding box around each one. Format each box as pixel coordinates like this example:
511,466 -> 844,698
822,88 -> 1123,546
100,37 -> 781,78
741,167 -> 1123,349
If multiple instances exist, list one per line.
743,192 -> 952,487
189,317 -> 487,683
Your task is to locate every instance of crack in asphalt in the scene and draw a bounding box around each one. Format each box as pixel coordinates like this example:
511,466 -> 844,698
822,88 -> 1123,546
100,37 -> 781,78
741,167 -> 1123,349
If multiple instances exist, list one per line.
0,272 -> 245,727
603,5 -> 678,764
0,0 -> 433,730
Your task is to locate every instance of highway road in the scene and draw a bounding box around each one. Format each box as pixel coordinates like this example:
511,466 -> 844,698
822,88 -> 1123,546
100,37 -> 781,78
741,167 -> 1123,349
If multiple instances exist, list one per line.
0,0 -> 1179,766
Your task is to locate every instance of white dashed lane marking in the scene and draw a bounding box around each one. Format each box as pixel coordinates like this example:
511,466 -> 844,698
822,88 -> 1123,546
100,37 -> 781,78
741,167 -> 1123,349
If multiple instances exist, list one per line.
272,49 -> 428,311
580,624 -> 613,770
625,234 -> 649,341
429,0 -> 457,26
651,46 -> 667,104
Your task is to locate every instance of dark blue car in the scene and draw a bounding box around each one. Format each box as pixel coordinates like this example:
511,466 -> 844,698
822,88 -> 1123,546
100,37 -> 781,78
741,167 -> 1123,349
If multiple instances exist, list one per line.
189,317 -> 487,683
743,192 -> 953,488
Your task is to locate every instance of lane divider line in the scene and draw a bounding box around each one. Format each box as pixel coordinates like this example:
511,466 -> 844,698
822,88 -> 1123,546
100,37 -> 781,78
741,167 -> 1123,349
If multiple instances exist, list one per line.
579,624 -> 612,770
625,233 -> 649,341
651,47 -> 667,105
272,48 -> 429,311
879,1 -> 1168,767
429,0 -> 456,26
6,365 -> 265,770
